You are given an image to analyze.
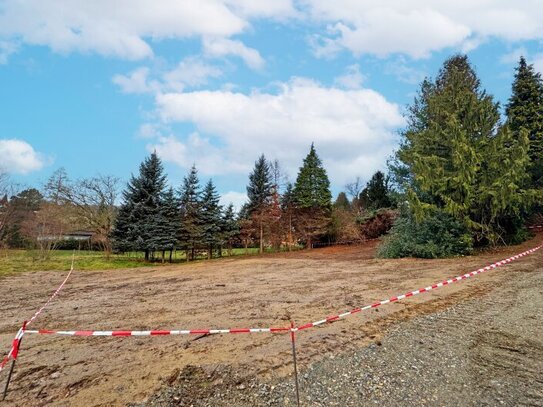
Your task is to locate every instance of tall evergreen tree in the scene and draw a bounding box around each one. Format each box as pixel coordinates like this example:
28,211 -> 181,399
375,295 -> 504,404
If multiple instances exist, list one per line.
359,171 -> 392,210
396,55 -> 534,245
246,154 -> 273,253
293,143 -> 332,209
149,187 -> 179,262
333,192 -> 351,210
506,56 -> 543,188
112,152 -> 167,260
201,179 -> 222,259
220,203 -> 239,256
178,165 -> 203,261
293,144 -> 332,248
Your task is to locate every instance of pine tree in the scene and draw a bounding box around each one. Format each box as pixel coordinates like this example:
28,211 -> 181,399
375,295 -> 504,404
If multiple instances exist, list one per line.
281,182 -> 295,250
112,152 -> 167,260
506,56 -> 543,188
201,179 -> 222,259
359,171 -> 391,211
293,144 -> 332,248
178,165 -> 203,261
246,154 -> 273,253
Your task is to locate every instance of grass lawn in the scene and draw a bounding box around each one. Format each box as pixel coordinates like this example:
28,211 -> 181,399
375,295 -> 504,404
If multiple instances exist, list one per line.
0,247 -> 263,278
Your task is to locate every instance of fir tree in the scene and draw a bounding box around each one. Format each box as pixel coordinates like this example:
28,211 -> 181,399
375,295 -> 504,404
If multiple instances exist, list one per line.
293,144 -> 332,248
112,152 -> 167,260
359,171 -> 391,211
220,203 -> 239,256
506,56 -> 543,188
333,192 -> 351,210
201,179 -> 222,259
246,154 -> 273,253
149,187 -> 179,262
178,165 -> 203,261
293,143 -> 332,209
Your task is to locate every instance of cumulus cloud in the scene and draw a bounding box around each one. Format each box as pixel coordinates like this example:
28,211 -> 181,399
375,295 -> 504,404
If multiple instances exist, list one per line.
219,191 -> 247,211
0,139 -> 48,174
113,57 -> 223,94
304,1 -> 543,58
203,37 -> 265,70
0,0 -> 296,61
151,78 -> 404,185
334,64 -> 365,89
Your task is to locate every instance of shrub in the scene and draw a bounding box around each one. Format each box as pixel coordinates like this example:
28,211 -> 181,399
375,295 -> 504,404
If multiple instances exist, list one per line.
358,209 -> 397,239
378,210 -> 473,258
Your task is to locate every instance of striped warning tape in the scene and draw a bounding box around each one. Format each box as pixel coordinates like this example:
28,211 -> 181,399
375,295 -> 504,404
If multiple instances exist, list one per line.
0,255 -> 74,373
22,244 -> 542,338
294,245 -> 542,331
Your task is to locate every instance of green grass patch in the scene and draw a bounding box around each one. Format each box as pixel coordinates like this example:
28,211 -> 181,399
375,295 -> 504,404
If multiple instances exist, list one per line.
0,247 -> 268,278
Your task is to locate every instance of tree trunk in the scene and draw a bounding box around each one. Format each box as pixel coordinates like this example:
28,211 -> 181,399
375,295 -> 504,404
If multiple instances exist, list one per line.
244,239 -> 248,255
169,249 -> 173,263
259,220 -> 263,254
144,250 -> 149,261
186,249 -> 190,262
208,245 -> 212,260
162,250 -> 165,264
288,213 -> 292,252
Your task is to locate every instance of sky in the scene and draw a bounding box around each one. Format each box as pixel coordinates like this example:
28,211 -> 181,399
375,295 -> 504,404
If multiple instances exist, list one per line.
1,1 -> 543,209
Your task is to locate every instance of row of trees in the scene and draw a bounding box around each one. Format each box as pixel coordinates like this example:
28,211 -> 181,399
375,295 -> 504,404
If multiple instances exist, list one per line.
110,144 -> 335,261
0,169 -> 120,257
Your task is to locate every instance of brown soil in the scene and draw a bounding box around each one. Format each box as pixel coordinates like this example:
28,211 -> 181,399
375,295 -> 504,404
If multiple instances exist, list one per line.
1,235 -> 542,406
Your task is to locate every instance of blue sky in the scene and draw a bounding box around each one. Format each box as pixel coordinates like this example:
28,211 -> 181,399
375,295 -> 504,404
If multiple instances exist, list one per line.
1,1 -> 543,209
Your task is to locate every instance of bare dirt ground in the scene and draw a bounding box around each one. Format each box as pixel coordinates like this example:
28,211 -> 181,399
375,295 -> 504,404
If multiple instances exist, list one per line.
1,234 -> 542,406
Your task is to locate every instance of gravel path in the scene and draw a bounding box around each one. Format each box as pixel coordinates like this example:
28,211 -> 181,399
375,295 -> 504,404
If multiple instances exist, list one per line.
140,261 -> 543,406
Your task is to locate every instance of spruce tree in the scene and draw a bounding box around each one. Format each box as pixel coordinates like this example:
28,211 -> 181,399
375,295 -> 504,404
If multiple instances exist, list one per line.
112,152 -> 167,260
293,144 -> 332,248
293,143 -> 332,209
246,154 -> 273,253
333,192 -> 351,210
359,171 -> 391,211
220,203 -> 239,256
201,179 -> 222,259
506,56 -> 543,188
178,165 -> 203,261
150,187 -> 179,262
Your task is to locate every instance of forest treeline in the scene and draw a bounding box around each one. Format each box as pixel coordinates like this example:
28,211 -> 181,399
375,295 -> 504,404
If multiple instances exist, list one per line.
0,55 -> 542,260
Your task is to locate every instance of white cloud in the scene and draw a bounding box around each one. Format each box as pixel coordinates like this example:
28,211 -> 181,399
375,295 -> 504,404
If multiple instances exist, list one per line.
385,57 -> 427,85
0,40 -> 17,64
153,78 -> 404,185
113,57 -> 223,94
534,54 -> 543,74
304,1 -> 543,58
0,0 -> 295,61
112,67 -> 159,94
219,191 -> 247,211
163,57 -> 223,90
203,37 -> 265,70
0,139 -> 48,174
500,47 -> 529,65
334,64 -> 365,89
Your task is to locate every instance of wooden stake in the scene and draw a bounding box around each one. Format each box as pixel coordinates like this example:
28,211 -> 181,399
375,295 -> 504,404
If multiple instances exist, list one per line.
290,321 -> 301,407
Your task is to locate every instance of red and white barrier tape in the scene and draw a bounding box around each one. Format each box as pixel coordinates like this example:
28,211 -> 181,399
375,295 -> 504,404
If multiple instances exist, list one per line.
0,327 -> 24,373
294,245 -> 542,332
0,255 -> 74,373
27,258 -> 74,326
23,244 -> 542,338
